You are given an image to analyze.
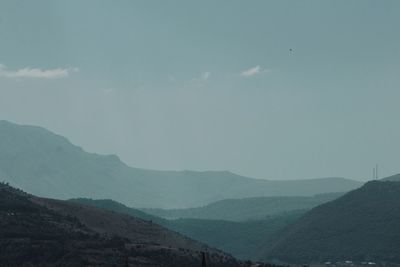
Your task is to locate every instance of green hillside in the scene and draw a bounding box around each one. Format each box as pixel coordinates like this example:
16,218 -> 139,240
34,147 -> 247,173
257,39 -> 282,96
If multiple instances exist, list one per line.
0,183 -> 248,267
71,197 -> 304,260
70,198 -> 166,224
167,212 -> 304,260
262,181 -> 400,264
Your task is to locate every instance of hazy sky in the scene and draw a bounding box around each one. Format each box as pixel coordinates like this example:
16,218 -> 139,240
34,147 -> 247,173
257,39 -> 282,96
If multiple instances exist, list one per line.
0,0 -> 399,181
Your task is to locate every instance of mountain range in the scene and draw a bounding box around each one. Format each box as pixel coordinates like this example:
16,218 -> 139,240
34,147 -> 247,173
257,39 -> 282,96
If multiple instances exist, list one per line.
71,179 -> 400,263
142,192 -> 343,221
3,120 -> 400,265
0,120 -> 363,209
0,182 -> 262,267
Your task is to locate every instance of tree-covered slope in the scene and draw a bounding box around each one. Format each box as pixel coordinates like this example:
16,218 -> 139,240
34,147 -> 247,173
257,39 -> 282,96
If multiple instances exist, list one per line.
167,212 -> 304,260
262,181 -> 400,264
71,197 -> 304,260
0,183 -> 251,267
0,120 -> 362,208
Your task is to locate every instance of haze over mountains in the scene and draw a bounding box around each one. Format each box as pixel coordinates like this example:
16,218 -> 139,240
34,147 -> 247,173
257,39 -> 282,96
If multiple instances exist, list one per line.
143,192 -> 343,221
71,179 -> 400,264
0,120 -> 363,209
71,197 -> 306,260
1,0 -> 399,265
1,120 -> 400,265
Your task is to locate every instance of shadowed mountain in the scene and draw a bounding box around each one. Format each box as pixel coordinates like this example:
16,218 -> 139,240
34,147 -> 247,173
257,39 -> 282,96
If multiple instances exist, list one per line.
0,182 -> 259,267
71,198 -> 304,260
261,180 -> 400,264
0,120 -> 363,208
167,213 -> 304,261
142,192 -> 343,221
70,198 -> 163,223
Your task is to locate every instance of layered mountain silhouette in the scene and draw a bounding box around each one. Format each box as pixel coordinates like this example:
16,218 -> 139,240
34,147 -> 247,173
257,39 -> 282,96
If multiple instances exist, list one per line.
142,192 -> 343,221
261,180 -> 400,264
2,120 -> 400,264
71,197 -> 304,260
0,120 -> 362,208
0,182 -> 261,267
63,180 -> 400,263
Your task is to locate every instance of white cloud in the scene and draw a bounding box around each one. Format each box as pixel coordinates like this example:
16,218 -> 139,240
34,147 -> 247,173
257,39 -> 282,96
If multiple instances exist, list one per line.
0,64 -> 78,79
240,65 -> 269,77
201,71 -> 211,81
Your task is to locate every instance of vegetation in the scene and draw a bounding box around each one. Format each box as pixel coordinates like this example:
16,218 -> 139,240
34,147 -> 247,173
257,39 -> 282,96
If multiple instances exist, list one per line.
167,212 -> 304,260
71,197 -> 304,260
1,182 -> 277,267
262,181 -> 400,264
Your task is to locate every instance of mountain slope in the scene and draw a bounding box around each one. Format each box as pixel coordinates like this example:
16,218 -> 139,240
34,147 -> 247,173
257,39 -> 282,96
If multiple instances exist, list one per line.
71,198 -> 162,223
167,213 -> 304,260
382,173 -> 400,181
0,182 -> 252,267
0,120 -> 363,208
261,181 -> 400,264
71,198 -> 304,260
143,192 -> 343,221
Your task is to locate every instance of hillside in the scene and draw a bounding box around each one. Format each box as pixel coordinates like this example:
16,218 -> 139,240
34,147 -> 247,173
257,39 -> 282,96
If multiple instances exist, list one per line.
167,212 -> 304,260
0,182 -> 257,267
0,120 -> 363,208
382,173 -> 400,181
261,181 -> 400,264
70,198 -> 162,223
71,198 -> 304,260
143,192 -> 343,221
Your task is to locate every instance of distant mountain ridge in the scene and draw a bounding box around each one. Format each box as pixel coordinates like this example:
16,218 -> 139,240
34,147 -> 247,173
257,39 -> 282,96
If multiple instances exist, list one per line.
0,120 -> 363,208
261,180 -> 400,264
143,192 -> 343,221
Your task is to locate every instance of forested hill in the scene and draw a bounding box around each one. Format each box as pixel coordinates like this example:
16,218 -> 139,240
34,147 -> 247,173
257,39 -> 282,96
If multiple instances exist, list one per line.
71,197 -> 304,260
0,182 -> 256,267
261,181 -> 400,264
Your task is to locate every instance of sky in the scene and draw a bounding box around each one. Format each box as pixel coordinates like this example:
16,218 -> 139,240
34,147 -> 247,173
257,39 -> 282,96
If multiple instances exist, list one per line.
0,0 -> 399,181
